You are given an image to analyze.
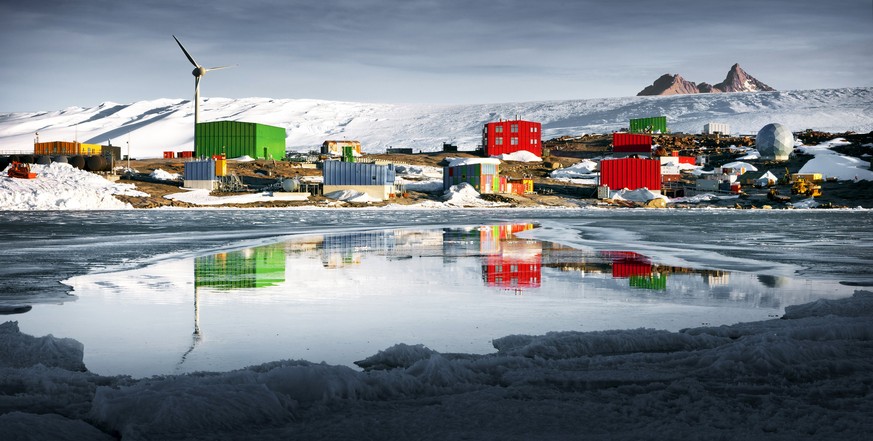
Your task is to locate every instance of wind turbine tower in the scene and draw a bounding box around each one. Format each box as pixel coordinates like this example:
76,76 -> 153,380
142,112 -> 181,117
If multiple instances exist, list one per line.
173,35 -> 235,148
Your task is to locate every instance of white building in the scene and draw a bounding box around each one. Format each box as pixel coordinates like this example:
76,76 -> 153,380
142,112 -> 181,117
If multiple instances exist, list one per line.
703,123 -> 730,135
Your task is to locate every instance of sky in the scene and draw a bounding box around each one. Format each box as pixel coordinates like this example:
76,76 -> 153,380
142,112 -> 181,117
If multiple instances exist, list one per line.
0,0 -> 871,112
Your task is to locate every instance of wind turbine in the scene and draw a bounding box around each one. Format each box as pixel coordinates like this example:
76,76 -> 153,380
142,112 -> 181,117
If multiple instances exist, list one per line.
173,35 -> 235,147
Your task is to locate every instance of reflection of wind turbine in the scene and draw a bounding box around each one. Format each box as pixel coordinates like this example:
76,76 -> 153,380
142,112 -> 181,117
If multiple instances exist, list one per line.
172,35 -> 235,147
176,284 -> 203,372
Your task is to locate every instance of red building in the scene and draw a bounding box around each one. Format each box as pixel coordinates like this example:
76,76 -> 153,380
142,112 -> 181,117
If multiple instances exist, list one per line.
482,119 -> 542,157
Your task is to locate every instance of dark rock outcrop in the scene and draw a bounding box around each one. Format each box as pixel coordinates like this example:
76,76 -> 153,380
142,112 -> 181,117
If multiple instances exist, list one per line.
637,64 -> 774,96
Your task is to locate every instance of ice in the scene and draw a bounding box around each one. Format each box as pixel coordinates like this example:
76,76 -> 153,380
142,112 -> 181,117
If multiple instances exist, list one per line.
609,187 -> 668,203
164,189 -> 310,205
720,161 -> 758,172
1,290 -> 871,439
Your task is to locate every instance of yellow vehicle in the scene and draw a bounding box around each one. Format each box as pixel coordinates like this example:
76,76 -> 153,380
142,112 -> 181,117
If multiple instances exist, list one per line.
791,177 -> 822,197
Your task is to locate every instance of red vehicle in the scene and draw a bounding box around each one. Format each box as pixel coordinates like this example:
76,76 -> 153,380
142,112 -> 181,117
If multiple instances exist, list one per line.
7,162 -> 37,179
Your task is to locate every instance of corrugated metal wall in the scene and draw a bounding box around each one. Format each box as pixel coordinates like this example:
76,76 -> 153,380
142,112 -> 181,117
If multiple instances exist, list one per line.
629,116 -> 667,134
443,163 -> 500,193
323,160 -> 395,185
196,121 -> 286,159
599,158 -> 661,191
613,133 -> 652,153
34,142 -> 102,156
183,159 -> 216,181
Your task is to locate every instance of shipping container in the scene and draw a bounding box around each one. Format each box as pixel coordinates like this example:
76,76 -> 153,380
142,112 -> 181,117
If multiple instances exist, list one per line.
662,174 -> 681,183
163,151 -> 175,159
34,141 -> 102,156
482,119 -> 542,157
177,151 -> 195,159
183,159 -> 217,181
196,121 -> 286,160
443,162 -> 500,193
342,145 -> 356,163
323,160 -> 395,186
612,133 -> 652,154
599,158 -> 661,191
629,116 -> 668,134
505,177 -> 534,195
629,274 -> 667,290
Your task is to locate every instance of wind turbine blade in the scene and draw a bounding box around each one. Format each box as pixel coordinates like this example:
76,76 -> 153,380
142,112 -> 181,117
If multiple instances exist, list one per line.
173,35 -> 200,68
205,65 -> 237,72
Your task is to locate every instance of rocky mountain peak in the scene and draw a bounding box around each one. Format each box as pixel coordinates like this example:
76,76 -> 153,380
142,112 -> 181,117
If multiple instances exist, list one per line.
637,64 -> 775,96
713,63 -> 775,93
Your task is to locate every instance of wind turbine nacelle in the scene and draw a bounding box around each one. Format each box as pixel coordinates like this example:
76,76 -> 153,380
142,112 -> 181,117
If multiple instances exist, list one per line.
193,67 -> 207,77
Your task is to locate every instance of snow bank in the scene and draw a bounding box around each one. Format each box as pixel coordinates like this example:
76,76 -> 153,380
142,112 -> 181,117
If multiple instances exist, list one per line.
165,189 -> 310,205
796,139 -> 873,181
670,193 -> 739,204
324,190 -> 381,203
2,291 -> 872,439
231,155 -> 256,162
610,188 -> 668,203
440,183 -> 507,208
0,163 -> 146,210
493,150 -> 542,162
445,157 -> 501,167
149,168 -> 179,181
791,198 -> 820,209
549,159 -> 599,184
395,165 -> 444,192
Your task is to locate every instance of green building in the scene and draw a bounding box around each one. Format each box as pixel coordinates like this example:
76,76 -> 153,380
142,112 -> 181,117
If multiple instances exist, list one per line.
629,116 -> 668,134
195,121 -> 286,160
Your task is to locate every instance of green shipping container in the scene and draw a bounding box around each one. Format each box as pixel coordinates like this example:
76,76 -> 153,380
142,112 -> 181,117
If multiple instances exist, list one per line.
195,121 -> 286,160
629,116 -> 668,134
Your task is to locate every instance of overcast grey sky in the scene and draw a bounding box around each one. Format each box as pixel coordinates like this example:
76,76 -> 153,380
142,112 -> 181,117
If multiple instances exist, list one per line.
1,0 -> 871,111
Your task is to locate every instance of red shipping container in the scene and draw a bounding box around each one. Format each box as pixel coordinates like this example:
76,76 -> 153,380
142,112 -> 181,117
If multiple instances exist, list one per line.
678,156 -> 696,165
600,158 -> 661,191
163,151 -> 174,159
612,133 -> 652,154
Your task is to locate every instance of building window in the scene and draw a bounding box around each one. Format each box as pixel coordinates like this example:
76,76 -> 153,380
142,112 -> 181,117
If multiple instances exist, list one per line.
511,137 -> 518,145
531,126 -> 538,133
495,126 -> 503,133
511,124 -> 518,133
496,137 -> 503,145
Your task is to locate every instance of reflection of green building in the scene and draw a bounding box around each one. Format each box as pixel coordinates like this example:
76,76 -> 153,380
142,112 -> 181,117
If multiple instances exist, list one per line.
629,274 -> 667,290
195,244 -> 286,289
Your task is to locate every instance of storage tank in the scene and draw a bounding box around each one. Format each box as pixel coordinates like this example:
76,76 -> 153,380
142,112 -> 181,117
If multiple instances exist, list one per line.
756,123 -> 794,161
282,178 -> 300,192
20,154 -> 35,164
53,155 -> 68,164
36,155 -> 52,165
69,155 -> 86,169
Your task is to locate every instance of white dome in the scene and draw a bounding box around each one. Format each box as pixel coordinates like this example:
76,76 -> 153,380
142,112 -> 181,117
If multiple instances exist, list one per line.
756,123 -> 794,161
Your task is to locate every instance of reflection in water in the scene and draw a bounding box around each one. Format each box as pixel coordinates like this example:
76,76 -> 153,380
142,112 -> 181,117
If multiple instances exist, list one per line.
195,244 -> 286,290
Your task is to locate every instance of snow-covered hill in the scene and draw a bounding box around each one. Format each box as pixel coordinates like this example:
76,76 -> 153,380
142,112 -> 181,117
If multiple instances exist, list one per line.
1,88 -> 871,158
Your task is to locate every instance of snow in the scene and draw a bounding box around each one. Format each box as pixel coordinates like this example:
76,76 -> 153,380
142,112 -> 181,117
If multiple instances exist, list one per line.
437,183 -> 507,208
165,189 -> 310,205
609,187 -> 669,203
737,149 -> 761,160
3,88 -> 871,158
797,138 -> 873,181
791,198 -> 821,209
0,163 -> 146,210
670,193 -> 739,204
549,159 -> 599,184
149,168 -> 179,181
324,189 -> 381,203
755,170 -> 779,187
231,155 -> 256,162
493,150 -> 542,162
394,164 -> 444,192
2,290 -> 872,439
445,157 -> 501,167
721,161 -> 758,173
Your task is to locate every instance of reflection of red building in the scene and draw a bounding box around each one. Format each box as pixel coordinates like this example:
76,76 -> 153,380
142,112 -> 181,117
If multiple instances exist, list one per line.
600,251 -> 652,278
481,224 -> 542,288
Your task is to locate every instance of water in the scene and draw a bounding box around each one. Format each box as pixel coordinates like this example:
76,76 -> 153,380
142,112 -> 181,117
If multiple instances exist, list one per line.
2,209 -> 871,378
